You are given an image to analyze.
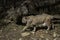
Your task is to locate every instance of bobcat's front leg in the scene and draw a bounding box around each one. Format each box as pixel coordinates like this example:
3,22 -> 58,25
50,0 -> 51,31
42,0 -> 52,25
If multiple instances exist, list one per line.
21,26 -> 28,32
31,27 -> 36,35
21,21 -> 31,32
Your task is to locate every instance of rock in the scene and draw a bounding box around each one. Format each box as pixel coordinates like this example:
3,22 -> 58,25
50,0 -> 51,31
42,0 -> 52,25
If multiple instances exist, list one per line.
53,32 -> 57,37
46,38 -> 49,40
19,38 -> 23,40
21,32 -> 31,37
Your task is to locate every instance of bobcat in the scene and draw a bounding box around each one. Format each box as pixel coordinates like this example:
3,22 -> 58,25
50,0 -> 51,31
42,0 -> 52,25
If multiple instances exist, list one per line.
22,14 -> 54,32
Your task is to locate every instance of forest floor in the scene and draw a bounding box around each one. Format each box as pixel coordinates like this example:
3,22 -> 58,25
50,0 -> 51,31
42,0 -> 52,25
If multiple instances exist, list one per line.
0,15 -> 60,40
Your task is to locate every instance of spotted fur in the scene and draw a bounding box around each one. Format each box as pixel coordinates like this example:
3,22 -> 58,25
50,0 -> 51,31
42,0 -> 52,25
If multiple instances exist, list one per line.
22,14 -> 54,32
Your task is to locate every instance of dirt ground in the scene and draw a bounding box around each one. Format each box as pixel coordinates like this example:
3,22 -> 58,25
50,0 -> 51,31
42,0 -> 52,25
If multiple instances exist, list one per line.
0,21 -> 60,40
